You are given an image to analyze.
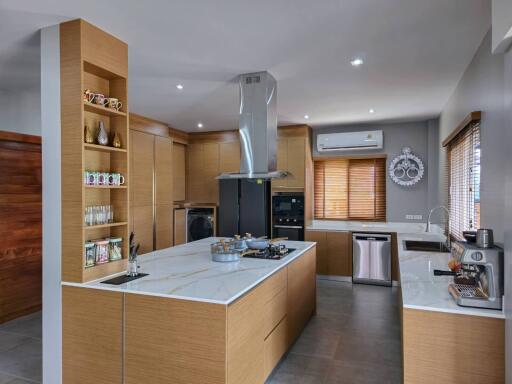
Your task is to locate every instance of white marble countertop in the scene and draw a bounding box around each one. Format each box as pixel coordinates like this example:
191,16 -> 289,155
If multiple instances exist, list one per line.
306,220 -> 433,234
307,220 -> 504,319
62,238 -> 315,305
397,231 -> 505,319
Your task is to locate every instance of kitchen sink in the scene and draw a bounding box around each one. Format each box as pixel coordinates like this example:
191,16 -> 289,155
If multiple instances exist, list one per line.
403,240 -> 450,253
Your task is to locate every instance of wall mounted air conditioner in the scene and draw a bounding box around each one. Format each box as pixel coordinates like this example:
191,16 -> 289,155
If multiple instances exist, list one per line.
317,130 -> 383,152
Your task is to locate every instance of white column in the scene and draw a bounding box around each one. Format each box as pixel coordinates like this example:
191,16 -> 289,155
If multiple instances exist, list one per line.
40,24 -> 62,384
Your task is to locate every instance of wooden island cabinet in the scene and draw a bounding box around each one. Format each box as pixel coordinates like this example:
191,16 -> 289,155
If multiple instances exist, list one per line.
62,245 -> 316,384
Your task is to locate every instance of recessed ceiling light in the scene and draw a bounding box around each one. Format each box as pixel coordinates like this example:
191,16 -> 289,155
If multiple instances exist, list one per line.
176,84 -> 184,90
304,115 -> 310,119
369,109 -> 375,114
197,122 -> 203,128
350,58 -> 364,67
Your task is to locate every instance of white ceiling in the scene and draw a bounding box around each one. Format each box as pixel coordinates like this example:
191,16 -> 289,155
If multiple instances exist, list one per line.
0,0 -> 490,132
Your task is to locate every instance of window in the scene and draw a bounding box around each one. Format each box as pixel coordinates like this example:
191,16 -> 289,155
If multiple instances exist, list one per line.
447,122 -> 481,240
314,158 -> 386,221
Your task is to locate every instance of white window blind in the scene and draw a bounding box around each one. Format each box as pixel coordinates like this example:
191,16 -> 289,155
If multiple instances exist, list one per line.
447,122 -> 480,240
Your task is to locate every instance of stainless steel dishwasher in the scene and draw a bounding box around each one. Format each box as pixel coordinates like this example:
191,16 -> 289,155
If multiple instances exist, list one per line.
352,233 -> 392,286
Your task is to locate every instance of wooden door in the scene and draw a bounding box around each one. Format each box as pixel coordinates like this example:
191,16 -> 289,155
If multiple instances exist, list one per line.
305,231 -> 328,275
219,141 -> 240,173
186,143 -> 204,202
0,132 -> 42,323
173,143 -> 186,201
272,138 -> 288,188
326,231 -> 352,276
155,136 -> 173,249
174,208 -> 186,245
286,137 -> 305,188
130,130 -> 154,253
203,143 -> 220,203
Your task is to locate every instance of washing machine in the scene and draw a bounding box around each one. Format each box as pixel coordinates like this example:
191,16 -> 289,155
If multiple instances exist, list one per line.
187,208 -> 215,242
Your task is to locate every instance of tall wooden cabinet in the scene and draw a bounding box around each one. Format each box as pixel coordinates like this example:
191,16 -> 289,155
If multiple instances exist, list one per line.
130,129 -> 173,254
60,19 -> 130,283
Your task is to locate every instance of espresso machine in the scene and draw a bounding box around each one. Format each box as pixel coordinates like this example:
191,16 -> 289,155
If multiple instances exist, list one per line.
447,241 -> 504,310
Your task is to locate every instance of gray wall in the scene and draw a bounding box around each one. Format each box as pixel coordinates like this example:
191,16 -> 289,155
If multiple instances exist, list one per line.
313,120 -> 438,223
0,88 -> 41,135
438,30 -> 507,243
41,25 -> 62,384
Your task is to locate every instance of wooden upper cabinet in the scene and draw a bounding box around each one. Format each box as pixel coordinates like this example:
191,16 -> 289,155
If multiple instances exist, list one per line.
173,143 -> 186,202
155,136 -> 173,205
273,139 -> 288,188
130,130 -> 154,206
273,137 -> 306,189
286,137 -> 306,188
187,142 -> 221,204
219,141 -> 240,174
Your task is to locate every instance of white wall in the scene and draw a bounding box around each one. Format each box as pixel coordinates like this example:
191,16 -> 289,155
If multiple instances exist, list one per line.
438,30 -> 507,243
41,24 -> 62,384
0,88 -> 41,135
493,0 -> 512,53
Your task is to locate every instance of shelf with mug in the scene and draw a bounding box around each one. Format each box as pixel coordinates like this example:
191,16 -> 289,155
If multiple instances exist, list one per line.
84,185 -> 128,189
83,101 -> 126,117
84,143 -> 127,153
84,222 -> 128,230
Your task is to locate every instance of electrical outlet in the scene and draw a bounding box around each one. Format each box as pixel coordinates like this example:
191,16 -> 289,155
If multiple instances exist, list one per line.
405,214 -> 423,220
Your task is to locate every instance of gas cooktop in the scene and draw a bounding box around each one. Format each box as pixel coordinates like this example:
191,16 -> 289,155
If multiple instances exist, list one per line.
244,246 -> 296,260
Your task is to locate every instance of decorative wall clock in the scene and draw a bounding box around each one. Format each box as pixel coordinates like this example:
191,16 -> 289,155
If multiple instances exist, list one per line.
388,147 -> 424,186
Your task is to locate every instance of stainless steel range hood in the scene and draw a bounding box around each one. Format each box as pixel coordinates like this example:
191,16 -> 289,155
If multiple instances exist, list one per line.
218,71 -> 286,179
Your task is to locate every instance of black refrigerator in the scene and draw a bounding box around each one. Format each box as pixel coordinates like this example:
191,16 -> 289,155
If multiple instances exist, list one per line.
218,179 -> 272,238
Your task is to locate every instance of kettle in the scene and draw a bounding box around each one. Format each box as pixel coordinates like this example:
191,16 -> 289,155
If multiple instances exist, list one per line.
476,229 -> 494,248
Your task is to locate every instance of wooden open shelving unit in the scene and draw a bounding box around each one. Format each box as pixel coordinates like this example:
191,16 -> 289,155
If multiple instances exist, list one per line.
61,19 -> 130,283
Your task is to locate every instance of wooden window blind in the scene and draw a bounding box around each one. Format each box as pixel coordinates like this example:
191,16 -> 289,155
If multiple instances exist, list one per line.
314,158 -> 386,221
447,121 -> 480,240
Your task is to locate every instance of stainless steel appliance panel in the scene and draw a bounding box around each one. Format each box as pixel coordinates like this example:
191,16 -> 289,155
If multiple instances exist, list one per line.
353,234 -> 391,286
353,237 -> 371,281
369,239 -> 391,281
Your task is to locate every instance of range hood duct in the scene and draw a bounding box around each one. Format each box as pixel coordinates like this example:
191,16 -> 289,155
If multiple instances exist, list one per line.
218,71 -> 286,179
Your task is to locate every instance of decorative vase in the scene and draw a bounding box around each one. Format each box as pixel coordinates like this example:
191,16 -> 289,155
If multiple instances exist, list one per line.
112,131 -> 122,148
84,125 -> 94,144
97,121 -> 108,146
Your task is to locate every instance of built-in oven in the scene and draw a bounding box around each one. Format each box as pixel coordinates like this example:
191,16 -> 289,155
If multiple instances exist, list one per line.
272,193 -> 304,241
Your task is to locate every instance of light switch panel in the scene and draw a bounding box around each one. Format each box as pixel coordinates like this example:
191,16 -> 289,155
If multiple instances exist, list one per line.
406,214 -> 423,220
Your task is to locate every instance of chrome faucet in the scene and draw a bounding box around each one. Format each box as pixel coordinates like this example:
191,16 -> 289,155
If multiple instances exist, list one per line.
426,206 -> 451,249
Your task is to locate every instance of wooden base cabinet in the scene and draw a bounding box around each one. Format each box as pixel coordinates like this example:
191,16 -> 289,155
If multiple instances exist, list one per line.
402,308 -> 505,384
62,246 -> 316,384
305,230 -> 352,277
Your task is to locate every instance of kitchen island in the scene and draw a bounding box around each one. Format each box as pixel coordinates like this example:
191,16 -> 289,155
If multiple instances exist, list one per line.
62,238 -> 317,384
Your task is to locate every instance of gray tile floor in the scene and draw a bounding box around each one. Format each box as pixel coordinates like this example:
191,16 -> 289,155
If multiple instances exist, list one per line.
267,280 -> 402,384
0,281 -> 401,384
0,312 -> 42,384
